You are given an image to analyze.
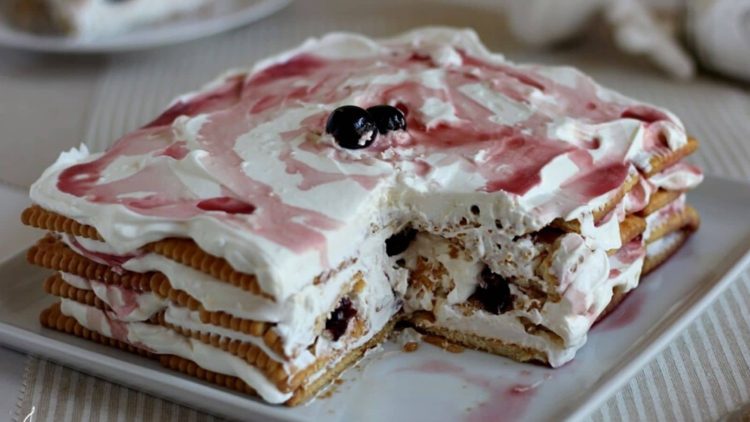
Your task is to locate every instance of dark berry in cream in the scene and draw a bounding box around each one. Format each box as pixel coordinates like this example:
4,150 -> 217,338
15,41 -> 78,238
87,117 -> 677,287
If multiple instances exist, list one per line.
385,228 -> 417,256
367,105 -> 407,134
325,297 -> 358,341
325,106 -> 377,149
470,266 -> 514,314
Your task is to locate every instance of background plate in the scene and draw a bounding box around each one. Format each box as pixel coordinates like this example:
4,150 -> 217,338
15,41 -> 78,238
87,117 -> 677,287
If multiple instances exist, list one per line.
0,0 -> 292,53
0,176 -> 748,421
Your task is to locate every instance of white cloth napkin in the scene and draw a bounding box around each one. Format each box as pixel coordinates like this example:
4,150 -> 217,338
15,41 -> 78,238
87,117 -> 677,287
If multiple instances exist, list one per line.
504,0 -> 750,82
687,0 -> 750,82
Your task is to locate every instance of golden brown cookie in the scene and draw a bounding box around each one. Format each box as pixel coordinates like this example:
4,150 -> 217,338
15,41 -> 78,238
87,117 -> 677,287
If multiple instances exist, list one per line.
644,137 -> 700,178
30,235 -> 286,355
158,355 -> 258,396
618,214 -> 647,248
10,0 -> 74,34
22,205 -> 101,241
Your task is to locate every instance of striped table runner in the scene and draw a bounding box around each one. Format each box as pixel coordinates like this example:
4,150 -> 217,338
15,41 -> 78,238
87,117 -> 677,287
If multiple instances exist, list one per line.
15,359 -> 222,422
14,276 -> 750,422
11,1 -> 750,420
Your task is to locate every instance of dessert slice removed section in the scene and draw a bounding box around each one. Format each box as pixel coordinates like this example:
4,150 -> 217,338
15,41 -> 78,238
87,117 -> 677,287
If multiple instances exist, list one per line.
391,140 -> 702,367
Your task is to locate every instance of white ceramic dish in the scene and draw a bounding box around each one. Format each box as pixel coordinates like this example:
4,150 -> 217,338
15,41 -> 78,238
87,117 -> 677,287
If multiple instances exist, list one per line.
0,0 -> 292,53
0,176 -> 748,421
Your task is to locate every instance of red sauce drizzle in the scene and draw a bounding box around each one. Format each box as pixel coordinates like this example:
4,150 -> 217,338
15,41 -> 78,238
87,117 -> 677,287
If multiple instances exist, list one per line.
246,54 -> 326,88
616,238 -> 646,265
621,105 -> 669,124
114,287 -> 140,317
197,197 -> 256,214
157,142 -> 190,160
144,75 -> 246,128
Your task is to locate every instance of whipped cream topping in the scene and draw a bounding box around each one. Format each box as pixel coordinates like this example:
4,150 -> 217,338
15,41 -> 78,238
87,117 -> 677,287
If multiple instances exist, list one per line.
31,28 -> 692,304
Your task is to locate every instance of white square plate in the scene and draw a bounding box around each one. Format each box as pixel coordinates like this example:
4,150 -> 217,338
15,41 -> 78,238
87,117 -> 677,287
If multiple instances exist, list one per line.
0,0 -> 292,53
0,176 -> 748,422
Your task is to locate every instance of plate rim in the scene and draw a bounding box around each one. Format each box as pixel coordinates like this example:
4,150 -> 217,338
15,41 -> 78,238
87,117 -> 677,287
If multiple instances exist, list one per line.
0,0 -> 293,54
0,175 -> 748,421
565,235 -> 750,420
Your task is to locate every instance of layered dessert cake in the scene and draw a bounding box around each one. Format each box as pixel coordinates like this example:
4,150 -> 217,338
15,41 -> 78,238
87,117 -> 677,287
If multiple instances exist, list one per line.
21,28 -> 702,405
10,0 -> 211,37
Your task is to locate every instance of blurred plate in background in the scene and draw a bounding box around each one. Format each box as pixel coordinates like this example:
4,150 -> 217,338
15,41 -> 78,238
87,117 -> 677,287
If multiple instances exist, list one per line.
0,0 -> 292,53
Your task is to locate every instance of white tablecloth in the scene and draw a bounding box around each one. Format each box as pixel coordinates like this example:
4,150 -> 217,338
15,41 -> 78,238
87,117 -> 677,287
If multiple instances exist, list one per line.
1,1 -> 749,421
